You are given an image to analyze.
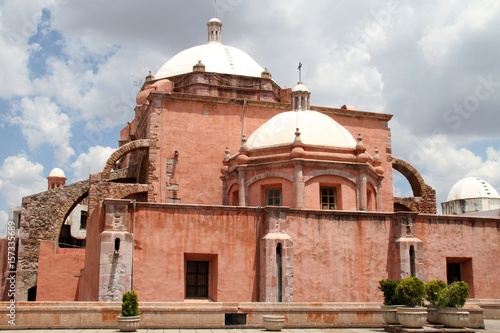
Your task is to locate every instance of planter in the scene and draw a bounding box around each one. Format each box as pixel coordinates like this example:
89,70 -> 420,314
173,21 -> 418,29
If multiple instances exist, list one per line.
397,307 -> 427,328
263,315 -> 285,331
117,315 -> 141,332
381,305 -> 400,325
426,304 -> 440,324
438,308 -> 469,328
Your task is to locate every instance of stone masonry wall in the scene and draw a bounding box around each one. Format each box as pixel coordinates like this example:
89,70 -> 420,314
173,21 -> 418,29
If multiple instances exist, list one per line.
16,176 -> 152,301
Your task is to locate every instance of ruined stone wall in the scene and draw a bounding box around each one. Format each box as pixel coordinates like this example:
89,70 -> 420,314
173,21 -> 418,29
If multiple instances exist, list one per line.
392,158 -> 436,214
16,177 -> 152,301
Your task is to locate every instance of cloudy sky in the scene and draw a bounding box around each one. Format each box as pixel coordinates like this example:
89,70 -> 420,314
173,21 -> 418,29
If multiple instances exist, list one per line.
1,0 -> 499,235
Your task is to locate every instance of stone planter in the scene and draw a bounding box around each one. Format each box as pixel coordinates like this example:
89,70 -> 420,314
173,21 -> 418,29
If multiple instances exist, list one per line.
438,308 -> 469,328
397,307 -> 427,328
381,305 -> 400,325
263,315 -> 285,331
117,315 -> 141,332
426,304 -> 440,324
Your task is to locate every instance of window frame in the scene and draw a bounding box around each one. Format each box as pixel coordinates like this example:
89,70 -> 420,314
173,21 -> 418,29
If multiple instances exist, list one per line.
320,186 -> 337,210
264,187 -> 282,206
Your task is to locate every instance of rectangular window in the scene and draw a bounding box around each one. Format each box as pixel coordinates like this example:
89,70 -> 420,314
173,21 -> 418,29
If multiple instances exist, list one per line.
80,211 -> 88,230
321,186 -> 337,210
265,188 -> 282,206
186,261 -> 209,298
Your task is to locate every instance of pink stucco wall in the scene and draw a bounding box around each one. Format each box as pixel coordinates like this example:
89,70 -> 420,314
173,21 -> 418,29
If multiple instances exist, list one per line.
36,240 -> 85,301
78,203 -> 105,301
148,97 -> 393,211
132,204 -> 263,302
417,215 -> 500,298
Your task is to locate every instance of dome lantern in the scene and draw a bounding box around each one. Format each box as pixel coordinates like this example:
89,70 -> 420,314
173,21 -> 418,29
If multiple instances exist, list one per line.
291,82 -> 310,111
207,18 -> 222,43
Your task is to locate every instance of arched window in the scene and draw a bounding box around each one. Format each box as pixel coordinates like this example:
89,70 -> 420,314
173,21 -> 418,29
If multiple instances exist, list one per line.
276,243 -> 283,302
114,238 -> 121,253
410,245 -> 416,277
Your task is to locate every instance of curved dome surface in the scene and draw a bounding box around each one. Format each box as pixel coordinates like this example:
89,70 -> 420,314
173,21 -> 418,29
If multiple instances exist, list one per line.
447,177 -> 500,201
48,167 -> 65,178
246,110 -> 357,149
155,43 -> 264,79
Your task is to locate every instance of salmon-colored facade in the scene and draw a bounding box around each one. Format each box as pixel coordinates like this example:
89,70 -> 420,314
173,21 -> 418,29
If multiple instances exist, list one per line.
7,17 -> 500,309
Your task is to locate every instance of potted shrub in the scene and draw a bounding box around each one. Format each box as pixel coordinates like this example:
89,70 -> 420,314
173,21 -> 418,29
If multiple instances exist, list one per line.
378,279 -> 401,324
395,276 -> 427,328
117,290 -> 141,332
436,281 -> 470,328
425,279 -> 447,324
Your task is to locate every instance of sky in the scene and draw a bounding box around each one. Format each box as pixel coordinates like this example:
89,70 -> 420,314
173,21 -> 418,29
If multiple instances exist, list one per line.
0,0 -> 500,236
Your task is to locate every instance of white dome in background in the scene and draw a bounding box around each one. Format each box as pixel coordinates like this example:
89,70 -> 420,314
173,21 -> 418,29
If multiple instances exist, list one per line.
446,177 -> 500,201
246,110 -> 357,150
48,168 -> 66,178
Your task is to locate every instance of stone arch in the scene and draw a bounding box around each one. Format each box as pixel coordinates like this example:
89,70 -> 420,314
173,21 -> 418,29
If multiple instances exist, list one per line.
245,172 -> 294,188
391,157 -> 425,197
392,157 -> 436,214
304,169 -> 357,185
102,139 -> 152,181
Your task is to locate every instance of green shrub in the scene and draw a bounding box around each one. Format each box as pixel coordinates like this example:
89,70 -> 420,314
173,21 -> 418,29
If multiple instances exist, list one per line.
395,276 -> 425,307
379,279 -> 401,305
436,281 -> 469,308
425,280 -> 447,306
121,290 -> 141,316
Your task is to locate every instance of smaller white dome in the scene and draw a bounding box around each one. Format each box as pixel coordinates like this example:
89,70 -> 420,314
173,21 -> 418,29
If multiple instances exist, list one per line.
48,167 -> 66,178
293,82 -> 309,92
208,17 -> 221,24
246,110 -> 356,149
447,177 -> 500,201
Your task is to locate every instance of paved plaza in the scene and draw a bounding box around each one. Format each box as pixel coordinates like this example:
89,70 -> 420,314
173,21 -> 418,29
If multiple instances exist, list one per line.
1,320 -> 500,333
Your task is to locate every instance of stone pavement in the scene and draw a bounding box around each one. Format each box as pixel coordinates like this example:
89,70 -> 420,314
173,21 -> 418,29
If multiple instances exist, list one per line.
1,321 -> 499,333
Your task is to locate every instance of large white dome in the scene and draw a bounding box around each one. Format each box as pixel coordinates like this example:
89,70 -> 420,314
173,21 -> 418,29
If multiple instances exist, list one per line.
246,110 -> 357,149
155,43 -> 264,79
155,18 -> 264,79
447,177 -> 500,201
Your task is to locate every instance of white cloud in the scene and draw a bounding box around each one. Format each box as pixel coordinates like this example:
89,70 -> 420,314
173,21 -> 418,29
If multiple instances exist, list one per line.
418,2 -> 500,65
0,153 -> 47,208
70,145 -> 116,181
8,96 -> 74,163
0,210 -> 7,238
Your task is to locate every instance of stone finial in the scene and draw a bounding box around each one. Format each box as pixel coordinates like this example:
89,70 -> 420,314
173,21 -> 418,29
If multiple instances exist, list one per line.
294,128 -> 302,143
261,68 -> 272,79
224,146 -> 230,161
240,135 -> 248,151
145,70 -> 154,82
193,60 -> 205,72
373,146 -> 380,162
356,133 -> 364,149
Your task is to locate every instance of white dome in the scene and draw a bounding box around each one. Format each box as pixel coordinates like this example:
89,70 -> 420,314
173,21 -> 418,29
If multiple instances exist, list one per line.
48,167 -> 65,178
447,177 -> 500,201
246,110 -> 357,149
292,82 -> 309,92
155,43 -> 264,79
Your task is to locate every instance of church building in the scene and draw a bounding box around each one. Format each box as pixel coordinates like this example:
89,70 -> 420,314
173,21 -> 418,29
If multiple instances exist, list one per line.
2,18 -> 500,313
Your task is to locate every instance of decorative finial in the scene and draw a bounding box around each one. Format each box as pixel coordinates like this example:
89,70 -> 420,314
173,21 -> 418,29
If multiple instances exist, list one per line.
145,70 -> 154,82
298,62 -> 302,82
373,146 -> 380,162
240,135 -> 248,150
224,146 -> 230,161
356,133 -> 364,149
294,128 -> 302,143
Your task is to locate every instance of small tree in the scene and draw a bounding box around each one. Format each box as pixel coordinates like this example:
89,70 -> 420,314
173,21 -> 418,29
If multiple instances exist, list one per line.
425,280 -> 447,306
436,281 -> 469,308
379,279 -> 401,305
121,290 -> 141,316
395,276 -> 425,307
